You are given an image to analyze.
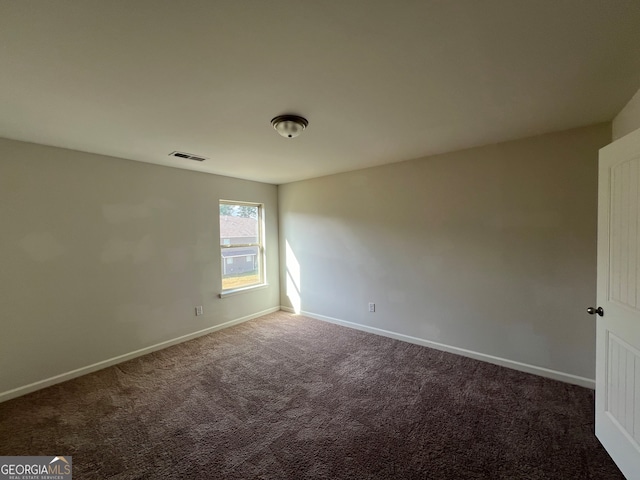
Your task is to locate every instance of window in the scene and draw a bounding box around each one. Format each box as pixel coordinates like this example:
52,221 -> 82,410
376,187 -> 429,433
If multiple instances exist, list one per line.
219,201 -> 264,293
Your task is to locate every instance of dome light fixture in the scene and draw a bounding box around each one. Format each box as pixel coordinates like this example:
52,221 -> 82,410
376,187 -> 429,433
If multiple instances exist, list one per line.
271,114 -> 309,138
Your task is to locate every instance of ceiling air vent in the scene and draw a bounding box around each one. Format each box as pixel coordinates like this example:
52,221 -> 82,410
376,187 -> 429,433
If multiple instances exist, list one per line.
169,151 -> 208,162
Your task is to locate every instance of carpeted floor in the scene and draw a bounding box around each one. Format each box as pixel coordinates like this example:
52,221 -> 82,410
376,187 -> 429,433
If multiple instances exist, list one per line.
0,311 -> 624,479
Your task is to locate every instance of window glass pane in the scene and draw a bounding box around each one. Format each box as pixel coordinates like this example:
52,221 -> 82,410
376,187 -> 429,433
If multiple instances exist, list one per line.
219,200 -> 263,293
219,205 -> 259,245
221,246 -> 260,290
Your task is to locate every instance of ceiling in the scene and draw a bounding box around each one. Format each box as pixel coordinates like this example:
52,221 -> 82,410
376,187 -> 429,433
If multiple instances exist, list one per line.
1,1 -> 639,184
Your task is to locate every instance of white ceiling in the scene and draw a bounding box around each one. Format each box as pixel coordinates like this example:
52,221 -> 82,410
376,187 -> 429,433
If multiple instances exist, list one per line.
1,1 -> 639,184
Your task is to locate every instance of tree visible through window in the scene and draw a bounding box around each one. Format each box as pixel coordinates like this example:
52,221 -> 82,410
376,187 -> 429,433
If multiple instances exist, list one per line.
219,201 -> 264,292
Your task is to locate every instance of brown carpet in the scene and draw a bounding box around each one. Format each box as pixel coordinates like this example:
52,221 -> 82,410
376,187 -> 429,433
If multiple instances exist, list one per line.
0,311 -> 623,479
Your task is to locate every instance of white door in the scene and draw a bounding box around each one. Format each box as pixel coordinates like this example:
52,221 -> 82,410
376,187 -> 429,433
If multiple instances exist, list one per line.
596,127 -> 640,479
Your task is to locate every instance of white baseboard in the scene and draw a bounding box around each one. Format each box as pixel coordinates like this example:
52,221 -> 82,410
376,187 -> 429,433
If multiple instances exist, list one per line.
282,307 -> 595,390
0,306 -> 280,403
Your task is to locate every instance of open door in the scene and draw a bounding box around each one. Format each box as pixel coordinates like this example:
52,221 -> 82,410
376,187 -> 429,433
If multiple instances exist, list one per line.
595,127 -> 640,479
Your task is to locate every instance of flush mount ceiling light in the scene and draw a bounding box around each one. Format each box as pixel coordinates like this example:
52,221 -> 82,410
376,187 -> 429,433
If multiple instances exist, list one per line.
271,114 -> 309,138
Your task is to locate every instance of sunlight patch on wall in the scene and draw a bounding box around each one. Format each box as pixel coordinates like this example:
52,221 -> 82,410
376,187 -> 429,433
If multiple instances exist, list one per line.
286,240 -> 301,313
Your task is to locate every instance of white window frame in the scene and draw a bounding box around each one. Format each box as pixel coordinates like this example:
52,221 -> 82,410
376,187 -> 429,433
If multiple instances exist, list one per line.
219,200 -> 266,297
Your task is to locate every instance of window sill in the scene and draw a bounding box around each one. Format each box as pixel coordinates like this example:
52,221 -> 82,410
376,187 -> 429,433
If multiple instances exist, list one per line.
219,283 -> 269,298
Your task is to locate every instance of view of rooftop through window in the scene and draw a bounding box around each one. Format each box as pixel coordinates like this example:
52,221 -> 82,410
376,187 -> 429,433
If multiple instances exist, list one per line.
219,202 -> 263,292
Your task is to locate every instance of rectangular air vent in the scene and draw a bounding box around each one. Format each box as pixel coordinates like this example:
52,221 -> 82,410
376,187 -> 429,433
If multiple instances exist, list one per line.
169,151 -> 208,162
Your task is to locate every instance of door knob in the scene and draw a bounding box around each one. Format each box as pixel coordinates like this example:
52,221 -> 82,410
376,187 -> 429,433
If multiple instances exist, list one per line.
587,307 -> 604,317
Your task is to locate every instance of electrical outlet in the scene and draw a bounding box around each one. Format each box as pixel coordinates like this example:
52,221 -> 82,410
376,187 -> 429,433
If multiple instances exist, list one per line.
195,306 -> 203,316
368,302 -> 375,313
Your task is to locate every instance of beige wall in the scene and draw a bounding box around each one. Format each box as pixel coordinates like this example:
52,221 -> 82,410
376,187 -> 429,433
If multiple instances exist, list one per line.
0,138 -> 279,396
613,87 -> 640,140
279,123 -> 610,382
